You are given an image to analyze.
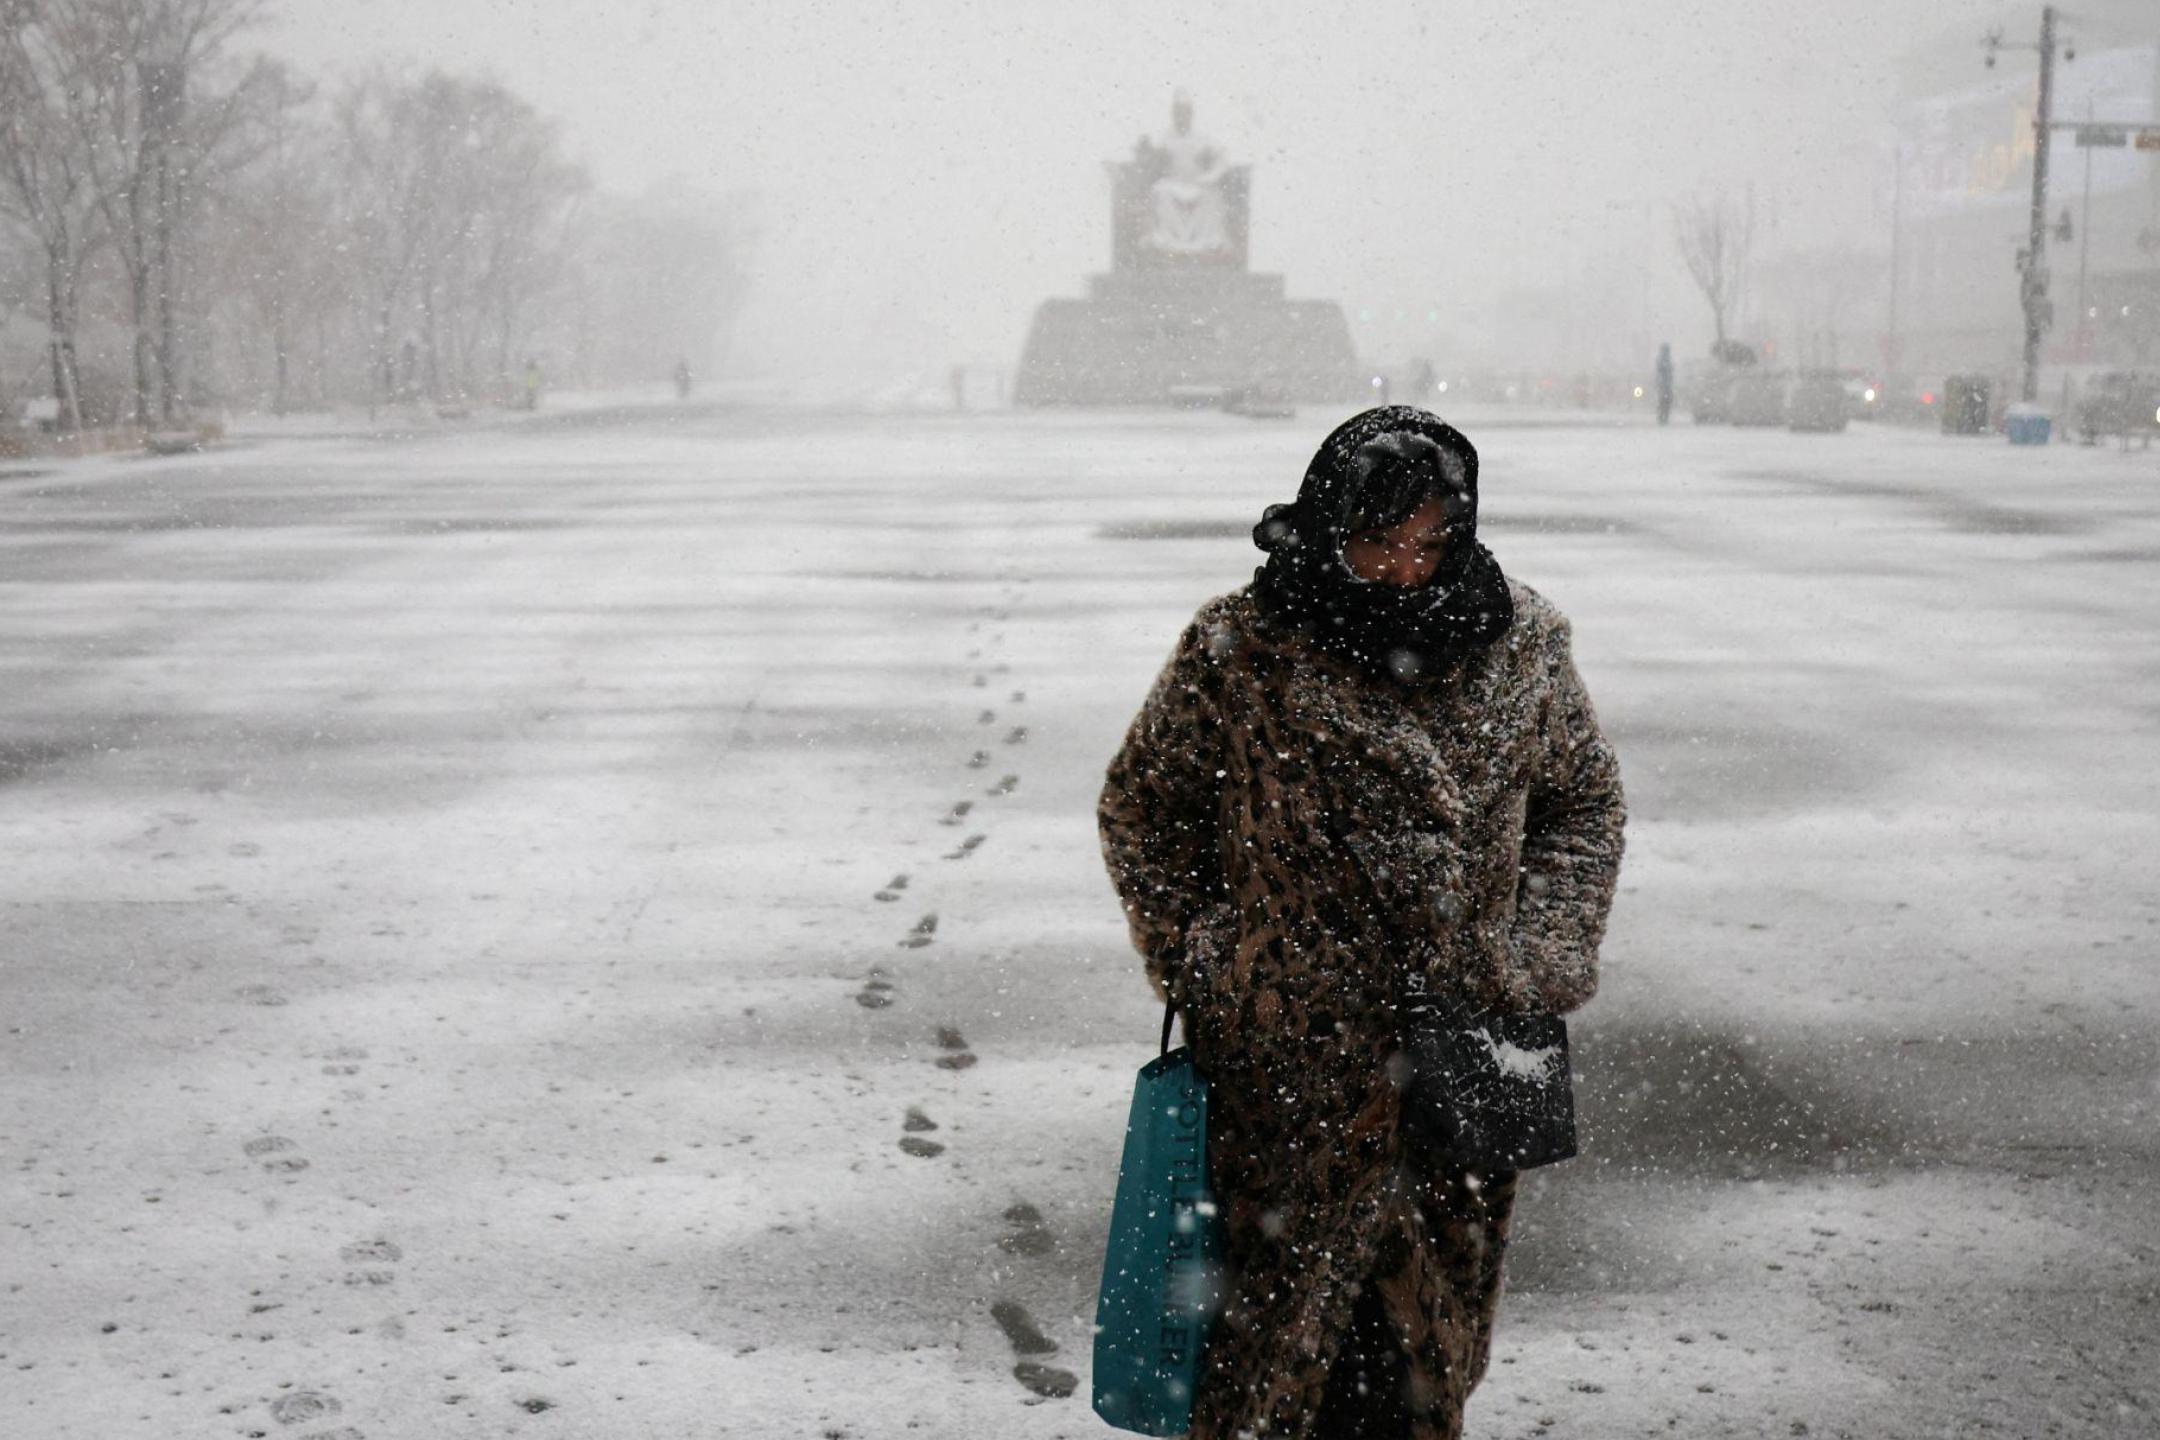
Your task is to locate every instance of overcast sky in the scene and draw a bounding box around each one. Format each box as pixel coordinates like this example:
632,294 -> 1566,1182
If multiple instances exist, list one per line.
260,0 -> 2142,387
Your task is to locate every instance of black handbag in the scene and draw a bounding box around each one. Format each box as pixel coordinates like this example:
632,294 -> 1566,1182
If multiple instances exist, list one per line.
1399,973 -> 1578,1172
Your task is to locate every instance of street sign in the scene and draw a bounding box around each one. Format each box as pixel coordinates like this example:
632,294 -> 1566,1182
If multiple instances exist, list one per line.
2075,124 -> 2129,147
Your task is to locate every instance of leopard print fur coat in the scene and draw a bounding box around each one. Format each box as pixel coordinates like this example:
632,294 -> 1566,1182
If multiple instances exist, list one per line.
1098,576 -> 1626,1440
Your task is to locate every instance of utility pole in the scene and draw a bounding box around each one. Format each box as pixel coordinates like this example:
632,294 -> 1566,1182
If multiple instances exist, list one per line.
1885,142 -> 1904,379
2023,6 -> 2056,404
1985,6 -> 2062,403
2075,99 -> 2095,343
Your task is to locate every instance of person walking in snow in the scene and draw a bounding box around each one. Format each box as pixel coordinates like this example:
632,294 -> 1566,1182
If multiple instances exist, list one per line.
1655,342 -> 1675,426
1098,406 -> 1627,1440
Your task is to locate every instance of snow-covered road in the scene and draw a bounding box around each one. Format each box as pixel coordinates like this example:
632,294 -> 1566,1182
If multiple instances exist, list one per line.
2,404 -> 2154,1438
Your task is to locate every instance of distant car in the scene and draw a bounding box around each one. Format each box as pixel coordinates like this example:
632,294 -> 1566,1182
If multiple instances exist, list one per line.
1850,375 -> 1917,424
2075,371 -> 2160,446
1688,364 -> 1741,424
1224,381 -> 1296,419
1788,372 -> 1849,432
1727,370 -> 1790,427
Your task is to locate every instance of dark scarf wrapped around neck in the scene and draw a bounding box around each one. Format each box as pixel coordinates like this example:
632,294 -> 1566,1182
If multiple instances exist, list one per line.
1250,406 -> 1514,685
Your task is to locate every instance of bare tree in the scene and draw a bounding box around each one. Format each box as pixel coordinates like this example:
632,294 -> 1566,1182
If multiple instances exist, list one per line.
0,5 -> 103,429
57,0 -> 260,424
198,58 -> 332,412
1761,245 -> 1878,370
328,69 -> 589,409
333,70 -> 448,410
1673,186 -> 1756,355
421,76 -> 584,400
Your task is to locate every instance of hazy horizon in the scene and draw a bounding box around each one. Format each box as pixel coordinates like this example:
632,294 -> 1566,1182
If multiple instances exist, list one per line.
260,0 -> 2153,391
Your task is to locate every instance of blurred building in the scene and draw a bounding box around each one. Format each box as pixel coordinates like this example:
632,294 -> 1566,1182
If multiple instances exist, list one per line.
1888,10 -> 2160,387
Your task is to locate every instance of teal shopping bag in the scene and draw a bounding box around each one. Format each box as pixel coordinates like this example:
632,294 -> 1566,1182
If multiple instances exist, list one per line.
1092,1005 -> 1227,1436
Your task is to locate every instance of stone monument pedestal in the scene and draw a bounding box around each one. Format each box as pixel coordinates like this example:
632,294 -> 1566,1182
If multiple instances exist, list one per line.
1013,95 -> 1361,408
1016,270 -> 1359,406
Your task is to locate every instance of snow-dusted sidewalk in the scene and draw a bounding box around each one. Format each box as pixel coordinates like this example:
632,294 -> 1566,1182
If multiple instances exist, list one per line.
0,406 -> 2153,1438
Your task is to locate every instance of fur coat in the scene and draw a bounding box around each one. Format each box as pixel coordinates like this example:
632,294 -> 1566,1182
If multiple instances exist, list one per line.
1097,576 -> 1626,1439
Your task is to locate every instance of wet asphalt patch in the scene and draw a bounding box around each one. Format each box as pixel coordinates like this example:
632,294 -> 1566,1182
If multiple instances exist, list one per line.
1094,512 -> 1644,542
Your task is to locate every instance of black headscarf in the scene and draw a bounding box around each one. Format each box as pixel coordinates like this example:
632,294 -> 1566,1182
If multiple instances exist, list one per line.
1250,406 -> 1513,685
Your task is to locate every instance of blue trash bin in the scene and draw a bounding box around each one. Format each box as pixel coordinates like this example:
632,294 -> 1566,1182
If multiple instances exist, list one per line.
2006,404 -> 2052,445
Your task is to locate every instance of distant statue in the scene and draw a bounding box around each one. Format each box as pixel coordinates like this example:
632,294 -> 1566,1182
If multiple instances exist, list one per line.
1141,91 -> 1229,256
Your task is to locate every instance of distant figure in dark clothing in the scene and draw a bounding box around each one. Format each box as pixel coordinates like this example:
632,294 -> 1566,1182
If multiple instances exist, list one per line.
1655,343 -> 1674,426
674,359 -> 693,400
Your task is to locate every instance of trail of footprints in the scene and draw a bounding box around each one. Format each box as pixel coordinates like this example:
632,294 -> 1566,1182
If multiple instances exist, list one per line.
849,580 -> 1072,1399
992,1205 -> 1078,1399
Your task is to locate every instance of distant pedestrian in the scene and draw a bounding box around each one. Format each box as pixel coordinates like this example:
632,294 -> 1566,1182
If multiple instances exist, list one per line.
1098,406 -> 1627,1440
522,357 -> 543,411
1655,342 -> 1674,426
674,358 -> 693,400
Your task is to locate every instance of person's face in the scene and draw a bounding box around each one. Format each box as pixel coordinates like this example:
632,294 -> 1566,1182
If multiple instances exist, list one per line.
1343,495 -> 1451,587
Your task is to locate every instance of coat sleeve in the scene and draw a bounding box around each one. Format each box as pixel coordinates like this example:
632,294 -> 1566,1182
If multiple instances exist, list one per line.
1097,613 -> 1234,1005
1505,612 -> 1627,1013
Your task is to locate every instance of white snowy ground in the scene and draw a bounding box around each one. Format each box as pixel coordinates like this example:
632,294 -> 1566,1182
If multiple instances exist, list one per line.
0,404 -> 2154,1440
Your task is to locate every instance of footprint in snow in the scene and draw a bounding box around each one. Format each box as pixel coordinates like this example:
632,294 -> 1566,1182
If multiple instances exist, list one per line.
939,801 -> 972,827
1003,726 -> 1028,746
1010,690 -> 1026,703
977,709 -> 996,725
899,1136 -> 945,1158
965,750 -> 990,769
943,834 -> 985,861
972,673 -> 988,688
898,914 -> 937,949
990,1298 -> 1058,1355
990,774 -> 1019,796
934,1025 -> 978,1070
233,983 -> 288,1007
986,1257 -> 1077,1401
320,1044 -> 368,1076
874,873 -> 909,902
1013,1360 -> 1078,1399
856,966 -> 898,1008
244,1135 -> 310,1175
898,1104 -> 944,1157
340,1237 -> 402,1288
997,1201 -> 1056,1257
267,1390 -> 342,1425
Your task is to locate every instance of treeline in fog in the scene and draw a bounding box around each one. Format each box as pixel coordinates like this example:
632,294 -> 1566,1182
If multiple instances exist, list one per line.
0,0 -> 747,430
